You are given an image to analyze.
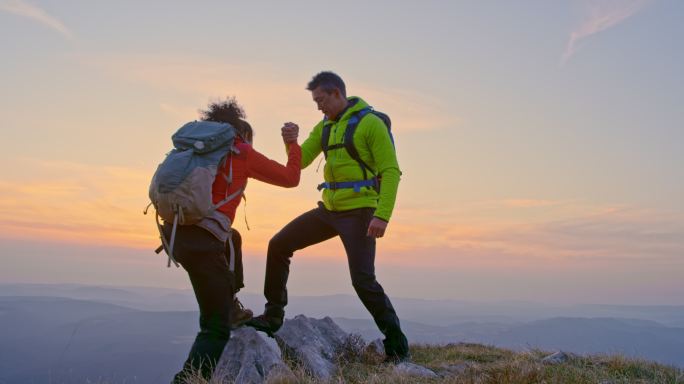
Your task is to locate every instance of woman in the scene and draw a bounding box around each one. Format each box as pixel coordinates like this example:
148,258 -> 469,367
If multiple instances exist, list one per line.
166,97 -> 300,383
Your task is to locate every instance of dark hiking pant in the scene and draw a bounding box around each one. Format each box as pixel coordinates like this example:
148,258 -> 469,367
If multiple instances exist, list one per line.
163,225 -> 234,383
264,203 -> 402,335
231,229 -> 244,292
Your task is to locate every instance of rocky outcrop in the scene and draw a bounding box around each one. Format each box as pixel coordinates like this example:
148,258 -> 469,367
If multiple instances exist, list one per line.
216,327 -> 293,383
542,350 -> 576,365
393,361 -> 438,378
216,315 -> 434,383
274,315 -> 348,380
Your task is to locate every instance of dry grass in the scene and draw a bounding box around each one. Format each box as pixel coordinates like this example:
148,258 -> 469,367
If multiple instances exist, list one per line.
180,343 -> 684,384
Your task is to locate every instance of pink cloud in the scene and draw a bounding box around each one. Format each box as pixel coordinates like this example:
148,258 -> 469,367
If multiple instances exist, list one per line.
561,0 -> 652,65
0,0 -> 73,39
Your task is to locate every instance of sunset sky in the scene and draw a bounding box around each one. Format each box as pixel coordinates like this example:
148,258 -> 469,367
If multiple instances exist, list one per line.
1,0 -> 682,305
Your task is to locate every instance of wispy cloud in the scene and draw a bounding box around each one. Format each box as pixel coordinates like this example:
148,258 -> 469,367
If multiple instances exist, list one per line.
0,0 -> 73,39
0,157 -> 320,251
384,199 -> 684,267
0,158 -> 153,248
78,53 -> 455,133
561,0 -> 652,65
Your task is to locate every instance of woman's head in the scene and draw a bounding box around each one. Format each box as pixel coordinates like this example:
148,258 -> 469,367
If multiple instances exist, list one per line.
200,97 -> 253,143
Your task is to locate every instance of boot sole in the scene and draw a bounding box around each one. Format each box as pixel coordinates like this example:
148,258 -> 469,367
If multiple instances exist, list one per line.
245,322 -> 278,338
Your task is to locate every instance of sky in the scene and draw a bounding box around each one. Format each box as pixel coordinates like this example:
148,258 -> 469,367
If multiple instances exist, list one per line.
1,0 -> 682,305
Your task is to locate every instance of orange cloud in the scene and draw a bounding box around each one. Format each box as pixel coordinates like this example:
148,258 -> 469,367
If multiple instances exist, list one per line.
0,158 -> 326,255
379,199 -> 684,268
0,158 -> 156,248
3,158 -> 681,275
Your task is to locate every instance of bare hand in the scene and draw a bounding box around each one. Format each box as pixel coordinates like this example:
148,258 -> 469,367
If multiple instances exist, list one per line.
367,217 -> 388,238
281,122 -> 299,144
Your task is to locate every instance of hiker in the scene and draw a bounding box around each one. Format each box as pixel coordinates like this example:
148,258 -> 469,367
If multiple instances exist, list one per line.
247,71 -> 409,362
163,98 -> 301,382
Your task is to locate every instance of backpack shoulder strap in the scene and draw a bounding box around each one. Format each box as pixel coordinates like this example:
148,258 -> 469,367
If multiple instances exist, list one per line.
321,120 -> 344,159
344,108 -> 375,179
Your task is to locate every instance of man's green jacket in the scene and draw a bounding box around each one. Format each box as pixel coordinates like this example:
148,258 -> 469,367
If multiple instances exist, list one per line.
300,97 -> 401,222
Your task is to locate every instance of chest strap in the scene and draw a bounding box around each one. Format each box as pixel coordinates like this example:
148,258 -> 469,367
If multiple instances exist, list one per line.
317,177 -> 378,193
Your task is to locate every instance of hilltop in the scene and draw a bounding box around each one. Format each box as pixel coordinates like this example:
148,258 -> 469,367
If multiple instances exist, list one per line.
183,342 -> 683,384
174,315 -> 683,384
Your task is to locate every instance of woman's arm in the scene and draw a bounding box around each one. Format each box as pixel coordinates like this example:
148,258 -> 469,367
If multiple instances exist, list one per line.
246,144 -> 302,187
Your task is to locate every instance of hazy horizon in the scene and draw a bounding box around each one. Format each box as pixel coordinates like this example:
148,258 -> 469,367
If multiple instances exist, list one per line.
2,285 -> 683,384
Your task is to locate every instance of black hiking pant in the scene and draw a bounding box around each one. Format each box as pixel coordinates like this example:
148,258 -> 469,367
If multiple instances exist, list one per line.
163,224 -> 235,383
264,203 -> 402,335
231,229 -> 244,292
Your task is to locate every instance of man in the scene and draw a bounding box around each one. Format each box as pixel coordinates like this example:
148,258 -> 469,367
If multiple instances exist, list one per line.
247,71 -> 409,362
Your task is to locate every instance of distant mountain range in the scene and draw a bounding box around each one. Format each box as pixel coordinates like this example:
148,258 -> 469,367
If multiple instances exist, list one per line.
1,284 -> 683,383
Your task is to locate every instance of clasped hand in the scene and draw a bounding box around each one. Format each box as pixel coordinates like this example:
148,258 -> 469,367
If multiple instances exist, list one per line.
281,122 -> 299,143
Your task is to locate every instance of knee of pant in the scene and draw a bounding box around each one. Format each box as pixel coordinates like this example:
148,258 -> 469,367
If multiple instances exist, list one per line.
268,233 -> 292,255
351,273 -> 376,291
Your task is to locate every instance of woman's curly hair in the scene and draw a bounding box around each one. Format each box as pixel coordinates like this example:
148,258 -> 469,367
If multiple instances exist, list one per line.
200,97 -> 253,143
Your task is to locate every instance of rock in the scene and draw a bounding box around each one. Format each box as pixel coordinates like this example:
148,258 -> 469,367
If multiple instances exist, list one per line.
216,327 -> 293,384
542,351 -> 575,365
364,338 -> 385,357
393,361 -> 438,378
275,315 -> 349,380
437,362 -> 469,377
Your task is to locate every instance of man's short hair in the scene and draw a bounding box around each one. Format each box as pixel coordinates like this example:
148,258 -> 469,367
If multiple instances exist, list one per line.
306,71 -> 346,97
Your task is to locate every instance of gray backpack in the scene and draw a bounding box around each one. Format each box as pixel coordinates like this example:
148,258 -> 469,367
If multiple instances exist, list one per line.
147,120 -> 243,267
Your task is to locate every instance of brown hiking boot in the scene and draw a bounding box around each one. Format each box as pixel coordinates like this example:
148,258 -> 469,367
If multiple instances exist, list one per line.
230,297 -> 253,328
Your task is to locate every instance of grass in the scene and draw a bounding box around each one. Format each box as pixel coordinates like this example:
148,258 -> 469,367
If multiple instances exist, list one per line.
180,343 -> 684,384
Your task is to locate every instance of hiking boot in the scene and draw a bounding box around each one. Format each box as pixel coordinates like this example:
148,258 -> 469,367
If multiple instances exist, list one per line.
230,297 -> 253,329
383,328 -> 410,363
245,314 -> 283,337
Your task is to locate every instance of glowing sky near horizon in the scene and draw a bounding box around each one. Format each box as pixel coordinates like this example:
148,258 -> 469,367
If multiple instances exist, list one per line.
1,0 -> 682,305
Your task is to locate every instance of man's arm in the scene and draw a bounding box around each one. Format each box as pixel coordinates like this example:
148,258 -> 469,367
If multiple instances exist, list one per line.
299,122 -> 324,169
365,117 -> 401,237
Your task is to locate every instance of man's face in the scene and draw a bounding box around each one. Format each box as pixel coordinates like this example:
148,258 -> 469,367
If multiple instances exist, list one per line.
312,86 -> 343,120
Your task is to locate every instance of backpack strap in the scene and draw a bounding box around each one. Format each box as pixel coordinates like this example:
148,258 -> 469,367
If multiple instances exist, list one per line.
155,210 -> 180,268
318,107 -> 394,192
320,120 -> 344,159
215,152 -> 246,209
343,108 -> 376,181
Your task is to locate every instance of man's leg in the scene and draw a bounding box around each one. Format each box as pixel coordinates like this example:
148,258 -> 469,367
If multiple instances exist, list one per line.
168,225 -> 233,383
335,208 -> 409,360
249,205 -> 336,333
